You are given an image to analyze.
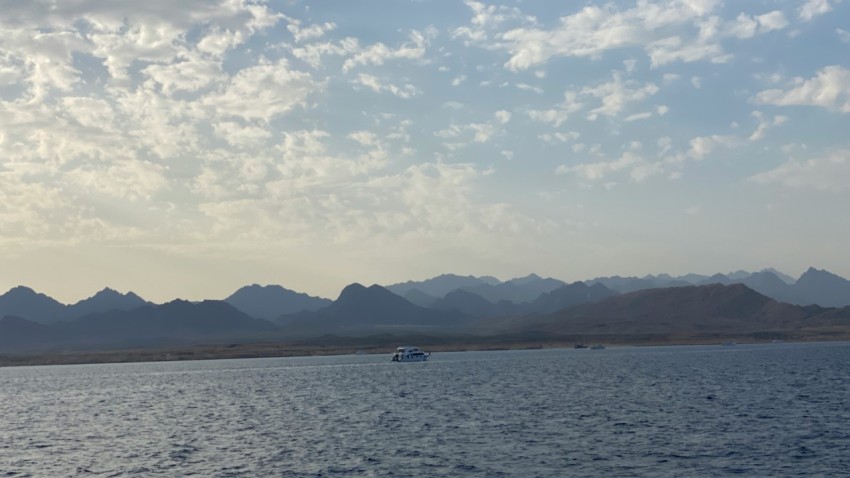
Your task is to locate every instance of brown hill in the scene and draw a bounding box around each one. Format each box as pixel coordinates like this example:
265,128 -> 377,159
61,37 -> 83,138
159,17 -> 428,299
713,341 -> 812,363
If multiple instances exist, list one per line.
490,284 -> 850,338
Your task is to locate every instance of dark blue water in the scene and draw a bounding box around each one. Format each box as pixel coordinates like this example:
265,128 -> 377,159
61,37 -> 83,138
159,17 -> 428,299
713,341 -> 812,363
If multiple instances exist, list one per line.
1,343 -> 849,477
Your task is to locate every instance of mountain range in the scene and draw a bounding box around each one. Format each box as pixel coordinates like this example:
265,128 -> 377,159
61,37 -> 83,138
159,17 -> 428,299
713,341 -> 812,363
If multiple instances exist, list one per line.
486,283 -> 848,339
0,287 -> 149,324
585,267 -> 850,307
2,267 -> 849,354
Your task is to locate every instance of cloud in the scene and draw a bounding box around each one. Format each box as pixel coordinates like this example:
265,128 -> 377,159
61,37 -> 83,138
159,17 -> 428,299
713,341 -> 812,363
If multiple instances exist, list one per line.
213,121 -> 272,148
459,0 -> 791,71
799,0 -> 833,21
686,134 -> 738,160
581,71 -> 659,120
287,21 -> 337,43
526,91 -> 582,127
65,159 -> 169,201
556,152 -> 662,183
749,111 -> 788,141
625,112 -> 653,122
435,111 -> 512,146
342,30 -> 427,72
538,132 -> 581,144
352,73 -> 421,98
142,52 -> 224,95
202,59 -> 322,122
750,150 -> 850,192
753,65 -> 850,113
516,83 -> 544,94
290,37 -> 361,69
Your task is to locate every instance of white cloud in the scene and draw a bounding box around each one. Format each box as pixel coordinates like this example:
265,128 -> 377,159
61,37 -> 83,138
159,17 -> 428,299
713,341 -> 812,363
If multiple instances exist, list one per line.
750,150 -> 850,192
581,72 -> 659,120
662,73 -> 680,85
526,91 -> 583,127
452,0 -> 533,44
142,52 -> 224,95
66,159 -> 169,201
624,112 -> 653,122
756,11 -> 789,32
435,111 -> 512,145
538,132 -> 580,144
799,0 -> 833,21
516,83 -> 544,94
749,111 -> 788,141
464,1 -> 784,71
687,135 -> 737,160
288,21 -> 337,43
838,29 -> 850,43
202,59 -> 322,122
213,121 -> 272,148
342,30 -> 427,72
290,37 -> 360,69
352,73 -> 421,98
556,152 -> 661,183
753,65 -> 850,113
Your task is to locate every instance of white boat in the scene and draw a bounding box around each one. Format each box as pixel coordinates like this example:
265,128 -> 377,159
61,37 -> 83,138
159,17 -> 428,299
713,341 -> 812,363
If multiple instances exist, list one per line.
589,344 -> 606,350
391,346 -> 430,362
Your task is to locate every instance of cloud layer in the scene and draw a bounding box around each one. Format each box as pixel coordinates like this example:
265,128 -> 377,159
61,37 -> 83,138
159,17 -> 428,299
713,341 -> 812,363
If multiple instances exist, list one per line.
0,0 -> 848,301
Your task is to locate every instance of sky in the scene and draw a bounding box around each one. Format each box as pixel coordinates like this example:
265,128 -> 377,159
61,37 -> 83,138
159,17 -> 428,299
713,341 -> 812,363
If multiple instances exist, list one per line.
1,0 -> 849,303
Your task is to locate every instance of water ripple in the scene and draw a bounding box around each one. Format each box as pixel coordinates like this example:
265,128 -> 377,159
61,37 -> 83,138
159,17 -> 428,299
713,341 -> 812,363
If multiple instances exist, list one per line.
1,343 -> 849,476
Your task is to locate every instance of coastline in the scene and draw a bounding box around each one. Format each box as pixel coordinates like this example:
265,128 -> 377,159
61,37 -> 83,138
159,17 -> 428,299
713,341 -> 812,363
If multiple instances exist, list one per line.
3,332 -> 849,368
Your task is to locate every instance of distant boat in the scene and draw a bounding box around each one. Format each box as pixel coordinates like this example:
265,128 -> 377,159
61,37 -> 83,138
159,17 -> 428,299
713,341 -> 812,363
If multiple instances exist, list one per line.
589,344 -> 605,350
574,343 -> 588,349
391,346 -> 430,362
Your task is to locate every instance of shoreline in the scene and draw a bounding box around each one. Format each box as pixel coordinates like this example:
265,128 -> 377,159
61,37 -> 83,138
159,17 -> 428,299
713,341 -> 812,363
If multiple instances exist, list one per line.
3,333 -> 848,368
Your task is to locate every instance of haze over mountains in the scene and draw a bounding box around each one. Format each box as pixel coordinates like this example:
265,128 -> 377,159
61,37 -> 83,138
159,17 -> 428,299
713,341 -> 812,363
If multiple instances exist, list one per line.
2,267 -> 849,354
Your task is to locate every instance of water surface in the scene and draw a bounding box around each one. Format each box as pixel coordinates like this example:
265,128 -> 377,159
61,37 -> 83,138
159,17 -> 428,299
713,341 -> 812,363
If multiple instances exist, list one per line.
2,342 -> 848,476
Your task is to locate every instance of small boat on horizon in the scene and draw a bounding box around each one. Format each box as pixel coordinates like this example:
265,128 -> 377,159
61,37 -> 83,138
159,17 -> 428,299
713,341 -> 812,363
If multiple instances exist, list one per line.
391,346 -> 430,362
589,344 -> 605,350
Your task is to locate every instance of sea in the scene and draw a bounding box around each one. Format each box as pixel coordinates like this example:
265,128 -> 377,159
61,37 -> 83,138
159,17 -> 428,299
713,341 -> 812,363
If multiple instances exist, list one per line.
1,342 -> 849,477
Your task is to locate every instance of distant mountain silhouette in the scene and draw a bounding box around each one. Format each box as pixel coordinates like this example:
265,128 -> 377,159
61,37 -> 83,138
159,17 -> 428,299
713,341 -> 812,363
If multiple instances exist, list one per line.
4,267 -> 850,354
402,288 -> 439,308
461,274 -> 567,304
699,273 -> 732,285
0,300 -> 277,352
489,284 -> 844,337
0,286 -> 68,324
67,288 -> 150,319
429,289 -> 510,318
277,283 -> 473,336
762,268 -> 796,284
528,282 -> 619,314
386,274 -> 500,298
739,271 -> 796,304
0,286 -> 152,324
429,281 -> 617,318
588,268 -> 850,308
586,276 -> 686,294
225,284 -> 331,320
793,267 -> 850,307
